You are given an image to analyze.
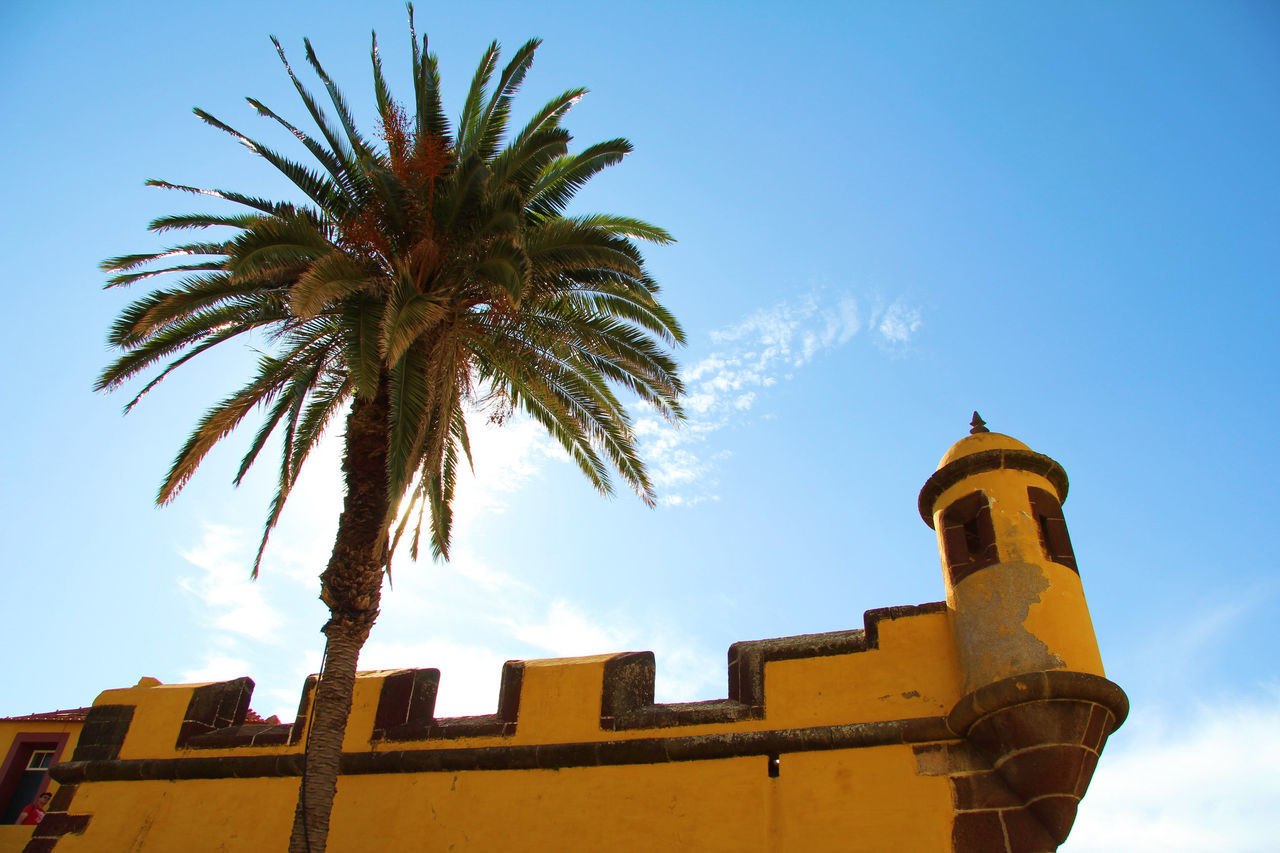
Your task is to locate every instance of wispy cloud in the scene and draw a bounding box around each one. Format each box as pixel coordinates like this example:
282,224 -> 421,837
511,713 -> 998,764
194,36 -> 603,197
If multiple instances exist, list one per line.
179,524 -> 283,642
1064,689 -> 1280,852
706,291 -> 863,364
877,301 -> 922,345
639,290 -> 922,505
508,599 -> 630,658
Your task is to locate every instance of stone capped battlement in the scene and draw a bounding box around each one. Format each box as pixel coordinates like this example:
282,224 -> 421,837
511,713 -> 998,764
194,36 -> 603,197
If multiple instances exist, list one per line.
59,602 -> 963,773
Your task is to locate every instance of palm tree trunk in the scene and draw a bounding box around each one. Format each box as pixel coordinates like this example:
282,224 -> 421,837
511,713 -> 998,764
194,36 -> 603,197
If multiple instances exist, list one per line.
289,381 -> 390,853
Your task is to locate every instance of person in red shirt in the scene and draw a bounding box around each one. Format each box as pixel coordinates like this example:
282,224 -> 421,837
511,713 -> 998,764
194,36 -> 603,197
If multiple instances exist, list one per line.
17,791 -> 51,825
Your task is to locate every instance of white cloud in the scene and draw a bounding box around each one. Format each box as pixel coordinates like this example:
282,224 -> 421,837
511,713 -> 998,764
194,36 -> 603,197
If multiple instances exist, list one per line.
508,599 -> 630,658
179,524 -> 282,641
640,290 -> 916,506
707,292 -> 862,369
877,299 -> 922,344
1063,689 -> 1280,852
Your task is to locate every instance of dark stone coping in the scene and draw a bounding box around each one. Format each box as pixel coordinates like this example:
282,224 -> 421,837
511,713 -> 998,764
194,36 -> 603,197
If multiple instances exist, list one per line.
373,662 -> 524,743
918,449 -> 1070,527
69,705 -> 134,763
601,603 -> 948,730
179,676 -> 315,750
50,715 -> 954,783
177,678 -> 253,747
947,671 -> 1129,737
29,811 -> 90,840
184,723 -> 295,749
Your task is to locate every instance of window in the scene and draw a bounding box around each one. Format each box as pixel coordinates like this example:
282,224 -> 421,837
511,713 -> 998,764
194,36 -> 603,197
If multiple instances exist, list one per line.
1028,487 -> 1077,572
0,738 -> 64,824
941,491 -> 998,584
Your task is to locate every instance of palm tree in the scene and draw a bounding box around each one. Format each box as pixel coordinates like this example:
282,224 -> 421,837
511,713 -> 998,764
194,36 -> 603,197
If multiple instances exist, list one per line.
97,12 -> 683,852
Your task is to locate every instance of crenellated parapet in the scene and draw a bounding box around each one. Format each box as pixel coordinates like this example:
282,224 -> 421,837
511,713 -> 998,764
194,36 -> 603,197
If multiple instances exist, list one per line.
34,420 -> 1126,853
55,602 -> 959,775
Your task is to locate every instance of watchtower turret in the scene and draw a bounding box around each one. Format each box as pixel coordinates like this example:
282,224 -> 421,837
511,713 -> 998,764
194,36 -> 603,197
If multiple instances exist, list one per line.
919,415 -> 1125,849
919,413 -> 1104,693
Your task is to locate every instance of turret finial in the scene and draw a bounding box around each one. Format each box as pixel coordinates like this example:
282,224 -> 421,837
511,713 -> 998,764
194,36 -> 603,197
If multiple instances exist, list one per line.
969,412 -> 989,434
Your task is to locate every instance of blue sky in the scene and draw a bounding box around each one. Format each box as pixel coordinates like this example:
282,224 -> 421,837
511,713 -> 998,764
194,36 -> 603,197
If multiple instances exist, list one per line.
2,2 -> 1278,849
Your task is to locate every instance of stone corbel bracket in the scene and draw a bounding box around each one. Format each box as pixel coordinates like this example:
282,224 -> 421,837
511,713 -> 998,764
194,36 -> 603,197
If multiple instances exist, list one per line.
942,670 -> 1129,852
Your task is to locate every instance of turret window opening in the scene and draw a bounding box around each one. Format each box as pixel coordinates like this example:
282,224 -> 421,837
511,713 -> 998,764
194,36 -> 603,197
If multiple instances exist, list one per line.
962,516 -> 984,556
941,491 -> 998,584
1028,486 -> 1078,573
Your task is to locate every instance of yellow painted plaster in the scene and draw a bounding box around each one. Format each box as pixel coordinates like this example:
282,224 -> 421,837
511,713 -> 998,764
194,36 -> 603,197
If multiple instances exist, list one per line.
55,778 -> 296,852
47,746 -> 950,852
1023,563 -> 1105,677
341,670 -> 396,753
766,612 -> 963,726
936,431 -> 1030,468
0,826 -> 33,853
510,654 -> 615,743
53,744 -> 952,852
0,720 -> 82,753
94,681 -> 196,761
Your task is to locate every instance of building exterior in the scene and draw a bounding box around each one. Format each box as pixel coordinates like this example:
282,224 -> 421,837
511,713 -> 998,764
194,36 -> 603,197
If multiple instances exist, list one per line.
16,421 -> 1126,851
0,709 -> 86,853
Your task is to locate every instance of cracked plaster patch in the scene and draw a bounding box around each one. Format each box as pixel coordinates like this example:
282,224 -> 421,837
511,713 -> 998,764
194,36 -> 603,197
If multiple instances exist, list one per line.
953,562 -> 1064,692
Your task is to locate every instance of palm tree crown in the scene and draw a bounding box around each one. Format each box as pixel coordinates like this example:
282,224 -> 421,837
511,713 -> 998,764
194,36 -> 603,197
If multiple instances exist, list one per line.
98,14 -> 683,852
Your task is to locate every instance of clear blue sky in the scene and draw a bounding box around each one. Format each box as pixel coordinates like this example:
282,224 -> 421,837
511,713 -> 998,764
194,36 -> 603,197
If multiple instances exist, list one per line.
2,2 -> 1277,849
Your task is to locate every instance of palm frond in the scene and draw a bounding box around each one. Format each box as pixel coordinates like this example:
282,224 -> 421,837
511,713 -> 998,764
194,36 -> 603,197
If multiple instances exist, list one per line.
271,35 -> 356,166
156,353 -> 301,503
475,38 -> 541,160
385,341 -> 432,503
456,41 -> 500,158
290,252 -> 374,318
527,138 -> 629,217
193,108 -> 345,213
249,359 -> 326,577
245,96 -> 361,202
407,9 -> 450,146
288,374 -> 352,485
303,38 -> 376,159
341,295 -> 384,400
149,212 -> 262,232
144,179 -> 320,222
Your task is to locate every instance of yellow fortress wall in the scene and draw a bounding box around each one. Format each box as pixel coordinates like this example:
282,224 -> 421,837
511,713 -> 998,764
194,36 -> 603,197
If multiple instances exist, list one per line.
32,421 -> 1127,853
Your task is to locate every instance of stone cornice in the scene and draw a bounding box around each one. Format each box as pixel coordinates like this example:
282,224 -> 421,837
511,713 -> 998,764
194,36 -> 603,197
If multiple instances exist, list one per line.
919,449 -> 1070,527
